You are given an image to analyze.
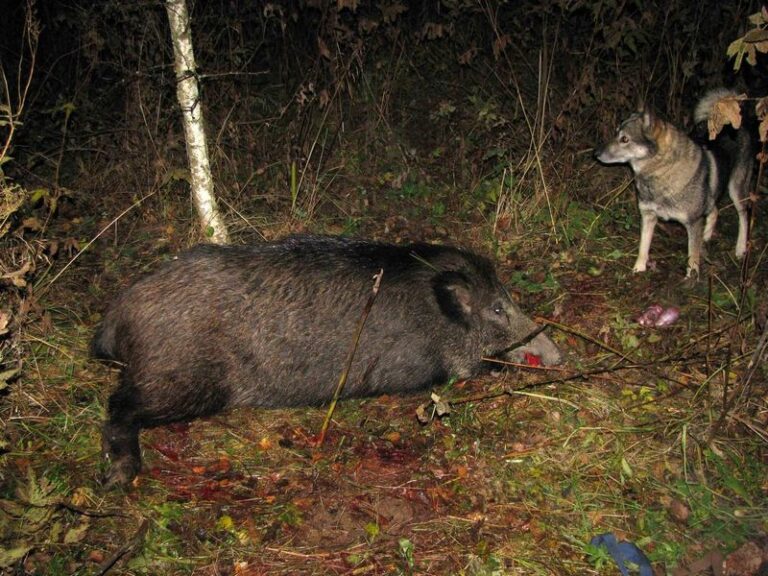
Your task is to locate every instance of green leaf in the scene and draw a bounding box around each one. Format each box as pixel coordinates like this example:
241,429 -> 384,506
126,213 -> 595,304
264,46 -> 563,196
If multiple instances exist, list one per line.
216,514 -> 235,532
728,38 -> 745,70
0,368 -> 21,388
622,333 -> 640,350
727,38 -> 743,58
58,101 -> 77,119
29,188 -> 49,204
0,499 -> 26,518
620,457 -> 633,478
163,168 -> 191,186
364,522 -> 380,540
63,519 -> 90,544
0,545 -> 33,568
722,476 -> 753,505
17,468 -> 57,508
398,537 -> 415,568
748,10 -> 765,25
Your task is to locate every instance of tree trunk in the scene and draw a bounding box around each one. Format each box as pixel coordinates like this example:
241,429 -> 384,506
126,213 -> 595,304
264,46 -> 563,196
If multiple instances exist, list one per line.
164,0 -> 229,244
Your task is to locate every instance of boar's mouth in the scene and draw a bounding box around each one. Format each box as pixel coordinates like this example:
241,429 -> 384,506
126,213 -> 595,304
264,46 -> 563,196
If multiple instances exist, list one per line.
495,324 -> 548,357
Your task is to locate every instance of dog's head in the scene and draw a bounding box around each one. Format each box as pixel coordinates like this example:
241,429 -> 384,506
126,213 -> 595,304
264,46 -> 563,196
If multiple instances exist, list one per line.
594,106 -> 668,169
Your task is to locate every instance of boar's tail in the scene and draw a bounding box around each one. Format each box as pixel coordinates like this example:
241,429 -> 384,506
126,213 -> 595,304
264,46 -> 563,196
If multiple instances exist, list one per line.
90,321 -> 117,361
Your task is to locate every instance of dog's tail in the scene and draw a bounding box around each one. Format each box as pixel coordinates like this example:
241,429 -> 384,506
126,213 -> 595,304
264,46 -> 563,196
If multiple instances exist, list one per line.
694,87 -> 737,123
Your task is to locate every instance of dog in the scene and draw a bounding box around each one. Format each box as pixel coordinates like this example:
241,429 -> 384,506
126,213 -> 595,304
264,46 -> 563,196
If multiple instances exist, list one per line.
595,88 -> 754,278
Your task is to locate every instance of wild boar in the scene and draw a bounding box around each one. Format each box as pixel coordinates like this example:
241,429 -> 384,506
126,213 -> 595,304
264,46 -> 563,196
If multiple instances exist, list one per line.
93,235 -> 561,486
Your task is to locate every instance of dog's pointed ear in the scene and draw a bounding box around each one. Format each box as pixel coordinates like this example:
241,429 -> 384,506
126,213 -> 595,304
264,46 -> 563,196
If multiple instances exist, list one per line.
641,107 -> 656,129
635,96 -> 656,127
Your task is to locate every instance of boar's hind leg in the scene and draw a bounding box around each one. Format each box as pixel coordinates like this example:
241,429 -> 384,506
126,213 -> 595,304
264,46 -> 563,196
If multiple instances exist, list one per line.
101,364 -> 233,488
101,381 -> 143,488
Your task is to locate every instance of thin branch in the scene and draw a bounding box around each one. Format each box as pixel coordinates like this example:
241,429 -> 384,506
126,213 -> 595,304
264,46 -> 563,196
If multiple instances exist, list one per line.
317,269 -> 384,445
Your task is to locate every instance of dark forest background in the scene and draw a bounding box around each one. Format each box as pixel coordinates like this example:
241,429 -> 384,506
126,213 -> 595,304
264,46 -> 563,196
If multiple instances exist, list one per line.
1,0 -> 756,238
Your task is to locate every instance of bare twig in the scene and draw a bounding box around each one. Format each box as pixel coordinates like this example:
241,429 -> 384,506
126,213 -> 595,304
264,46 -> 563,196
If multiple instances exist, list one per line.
317,269 -> 384,445
538,317 -> 637,365
57,501 -> 128,519
38,189 -> 158,294
710,138 -> 767,437
0,0 -> 39,163
94,518 -> 149,576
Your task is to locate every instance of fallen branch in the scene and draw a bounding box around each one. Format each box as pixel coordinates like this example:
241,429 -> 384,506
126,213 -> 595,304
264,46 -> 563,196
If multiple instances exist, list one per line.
94,518 -> 149,576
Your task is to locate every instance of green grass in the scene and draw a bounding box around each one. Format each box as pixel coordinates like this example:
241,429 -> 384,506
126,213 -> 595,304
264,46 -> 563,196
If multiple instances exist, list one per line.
2,194 -> 767,575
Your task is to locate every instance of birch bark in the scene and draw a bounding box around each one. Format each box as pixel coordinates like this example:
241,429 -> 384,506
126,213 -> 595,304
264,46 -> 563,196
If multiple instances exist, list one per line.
165,0 -> 229,243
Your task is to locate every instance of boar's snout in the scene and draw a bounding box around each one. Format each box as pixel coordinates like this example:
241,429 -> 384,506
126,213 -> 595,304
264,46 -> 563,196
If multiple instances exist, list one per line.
503,325 -> 562,366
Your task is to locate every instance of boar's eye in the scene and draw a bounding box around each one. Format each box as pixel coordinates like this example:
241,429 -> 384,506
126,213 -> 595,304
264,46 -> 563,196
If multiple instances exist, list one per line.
491,303 -> 505,316
619,134 -> 629,144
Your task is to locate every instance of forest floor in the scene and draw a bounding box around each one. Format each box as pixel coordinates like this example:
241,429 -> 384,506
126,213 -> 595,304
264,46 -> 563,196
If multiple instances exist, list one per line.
2,153 -> 768,576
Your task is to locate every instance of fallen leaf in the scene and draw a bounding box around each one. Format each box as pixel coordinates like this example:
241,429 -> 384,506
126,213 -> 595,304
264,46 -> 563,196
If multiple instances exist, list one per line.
385,431 -> 401,444
63,518 -> 90,544
0,546 -> 33,568
87,550 -> 104,563
667,498 -> 690,524
216,515 -> 235,532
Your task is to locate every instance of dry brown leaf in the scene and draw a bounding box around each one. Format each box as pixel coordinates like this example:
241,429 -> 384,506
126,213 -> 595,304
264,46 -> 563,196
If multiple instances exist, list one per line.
21,217 -> 42,231
709,94 -> 744,140
760,115 -> 768,143
317,36 -> 331,60
384,431 -> 401,444
493,34 -> 510,60
423,22 -> 445,40
667,497 -> 691,523
458,46 -> 478,65
2,261 -> 33,288
380,2 -> 407,23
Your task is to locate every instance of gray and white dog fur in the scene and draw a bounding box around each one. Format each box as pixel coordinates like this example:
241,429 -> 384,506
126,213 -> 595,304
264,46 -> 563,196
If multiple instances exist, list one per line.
595,88 -> 754,278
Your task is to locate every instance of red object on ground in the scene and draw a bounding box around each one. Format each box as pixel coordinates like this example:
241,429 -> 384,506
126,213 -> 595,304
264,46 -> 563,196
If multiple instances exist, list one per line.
524,352 -> 542,367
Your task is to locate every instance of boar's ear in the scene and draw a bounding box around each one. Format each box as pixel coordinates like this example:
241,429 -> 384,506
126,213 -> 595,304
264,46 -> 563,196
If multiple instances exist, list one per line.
433,271 -> 473,326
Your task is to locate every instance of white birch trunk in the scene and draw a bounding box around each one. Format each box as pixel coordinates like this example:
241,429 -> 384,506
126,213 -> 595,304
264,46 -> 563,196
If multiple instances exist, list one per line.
165,0 -> 229,244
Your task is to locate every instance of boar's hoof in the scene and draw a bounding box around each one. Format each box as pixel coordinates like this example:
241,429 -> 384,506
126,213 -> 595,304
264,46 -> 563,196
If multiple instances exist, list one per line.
102,457 -> 140,489
101,421 -> 141,488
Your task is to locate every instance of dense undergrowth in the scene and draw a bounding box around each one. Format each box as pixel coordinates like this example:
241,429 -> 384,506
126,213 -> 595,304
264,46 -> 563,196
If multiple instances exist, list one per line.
1,0 -> 767,574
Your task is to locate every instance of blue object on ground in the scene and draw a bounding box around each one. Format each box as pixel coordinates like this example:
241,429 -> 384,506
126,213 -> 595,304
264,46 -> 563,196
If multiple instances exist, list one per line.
590,533 -> 653,576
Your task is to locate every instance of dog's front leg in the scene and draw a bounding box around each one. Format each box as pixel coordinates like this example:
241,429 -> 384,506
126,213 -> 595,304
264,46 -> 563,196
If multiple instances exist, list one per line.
685,219 -> 704,279
634,209 -> 657,273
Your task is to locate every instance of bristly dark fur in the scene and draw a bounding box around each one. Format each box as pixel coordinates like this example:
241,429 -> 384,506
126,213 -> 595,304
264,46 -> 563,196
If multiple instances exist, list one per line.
93,234 -> 562,487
